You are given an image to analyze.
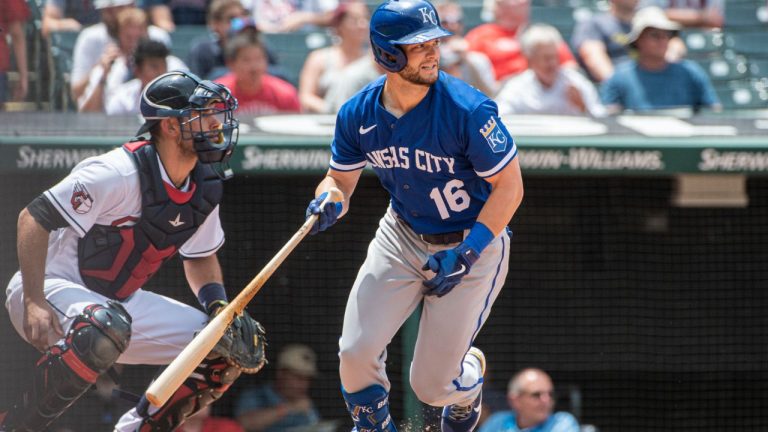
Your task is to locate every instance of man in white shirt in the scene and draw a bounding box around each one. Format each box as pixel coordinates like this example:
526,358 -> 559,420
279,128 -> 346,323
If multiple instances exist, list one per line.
495,24 -> 606,117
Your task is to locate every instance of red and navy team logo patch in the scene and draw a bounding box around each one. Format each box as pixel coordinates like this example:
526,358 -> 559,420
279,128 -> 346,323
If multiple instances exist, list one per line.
479,116 -> 507,154
70,180 -> 93,214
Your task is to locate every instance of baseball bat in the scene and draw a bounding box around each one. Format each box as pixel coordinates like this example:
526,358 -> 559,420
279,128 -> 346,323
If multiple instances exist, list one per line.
145,188 -> 344,407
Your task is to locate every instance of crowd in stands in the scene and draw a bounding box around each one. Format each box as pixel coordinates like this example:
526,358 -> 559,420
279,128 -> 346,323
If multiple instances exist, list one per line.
3,0 -> 766,116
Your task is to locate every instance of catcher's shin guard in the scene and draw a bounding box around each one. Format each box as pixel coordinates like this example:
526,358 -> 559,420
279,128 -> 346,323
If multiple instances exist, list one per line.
342,385 -> 397,432
1,302 -> 132,432
137,357 -> 240,432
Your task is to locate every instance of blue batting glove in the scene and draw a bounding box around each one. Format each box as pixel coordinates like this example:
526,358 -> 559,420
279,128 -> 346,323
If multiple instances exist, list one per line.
421,242 -> 480,297
306,192 -> 343,235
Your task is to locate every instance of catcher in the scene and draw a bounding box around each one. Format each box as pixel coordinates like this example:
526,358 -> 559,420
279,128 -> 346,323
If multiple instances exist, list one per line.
0,71 -> 266,432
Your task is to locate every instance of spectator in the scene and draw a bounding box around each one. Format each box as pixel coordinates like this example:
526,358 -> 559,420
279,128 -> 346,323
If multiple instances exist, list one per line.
436,0 -> 497,96
105,39 -> 170,114
0,0 -> 30,108
243,0 -> 338,33
187,0 -> 249,79
298,2 -> 370,113
464,0 -> 576,82
496,24 -> 605,117
178,406 -> 244,432
215,32 -> 301,115
639,0 -> 724,29
78,8 -> 186,112
479,368 -> 580,432
322,55 -> 384,114
571,0 -> 638,83
42,0 -> 99,37
70,0 -> 170,103
235,344 -> 321,432
600,6 -> 720,114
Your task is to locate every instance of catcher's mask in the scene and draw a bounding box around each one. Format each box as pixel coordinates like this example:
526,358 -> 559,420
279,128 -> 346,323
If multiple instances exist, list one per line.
136,71 -> 240,179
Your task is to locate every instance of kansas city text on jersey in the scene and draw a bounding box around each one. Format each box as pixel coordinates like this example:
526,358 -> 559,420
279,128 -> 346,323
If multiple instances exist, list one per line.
366,146 -> 456,174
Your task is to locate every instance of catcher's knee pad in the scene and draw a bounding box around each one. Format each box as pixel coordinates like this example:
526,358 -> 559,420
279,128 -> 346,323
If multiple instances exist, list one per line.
342,385 -> 397,432
137,357 -> 240,432
1,301 -> 132,432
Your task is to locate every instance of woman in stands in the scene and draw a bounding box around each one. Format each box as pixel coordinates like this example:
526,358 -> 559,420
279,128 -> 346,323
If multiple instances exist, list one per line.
298,2 -> 370,113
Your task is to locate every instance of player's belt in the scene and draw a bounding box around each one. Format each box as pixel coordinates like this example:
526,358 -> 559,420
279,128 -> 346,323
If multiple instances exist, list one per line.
395,213 -> 465,245
419,231 -> 465,245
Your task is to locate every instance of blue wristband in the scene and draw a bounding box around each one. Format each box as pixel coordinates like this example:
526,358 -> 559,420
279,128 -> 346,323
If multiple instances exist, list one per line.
197,282 -> 228,313
463,222 -> 495,254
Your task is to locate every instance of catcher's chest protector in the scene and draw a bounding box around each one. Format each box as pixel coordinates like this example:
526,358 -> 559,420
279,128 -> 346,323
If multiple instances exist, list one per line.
78,141 -> 223,300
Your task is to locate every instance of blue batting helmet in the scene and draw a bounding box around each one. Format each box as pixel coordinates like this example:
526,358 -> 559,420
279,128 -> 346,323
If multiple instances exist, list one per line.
370,0 -> 452,73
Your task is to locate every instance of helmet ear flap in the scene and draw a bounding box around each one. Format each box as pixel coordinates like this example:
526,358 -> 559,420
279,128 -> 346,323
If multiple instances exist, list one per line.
371,34 -> 407,73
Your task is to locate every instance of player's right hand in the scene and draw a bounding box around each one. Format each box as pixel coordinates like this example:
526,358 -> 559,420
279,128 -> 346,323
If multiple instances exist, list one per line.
422,243 -> 480,297
305,192 -> 343,235
23,298 -> 64,352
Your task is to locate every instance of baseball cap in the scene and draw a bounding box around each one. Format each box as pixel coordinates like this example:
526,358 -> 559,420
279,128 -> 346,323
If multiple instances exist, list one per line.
94,0 -> 135,9
277,344 -> 318,377
626,6 -> 681,47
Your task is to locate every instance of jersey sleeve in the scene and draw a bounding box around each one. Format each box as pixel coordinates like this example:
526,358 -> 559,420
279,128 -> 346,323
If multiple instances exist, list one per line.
180,205 -> 225,258
329,110 -> 367,171
465,100 -> 518,178
42,160 -> 128,237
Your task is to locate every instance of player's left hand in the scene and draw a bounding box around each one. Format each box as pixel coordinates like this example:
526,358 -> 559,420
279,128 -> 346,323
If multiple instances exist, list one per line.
422,242 -> 480,297
306,192 -> 343,235
210,307 -> 268,374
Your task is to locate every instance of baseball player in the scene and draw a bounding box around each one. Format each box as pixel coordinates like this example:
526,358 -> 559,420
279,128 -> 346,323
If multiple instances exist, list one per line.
304,0 -> 524,431
1,71 -> 266,432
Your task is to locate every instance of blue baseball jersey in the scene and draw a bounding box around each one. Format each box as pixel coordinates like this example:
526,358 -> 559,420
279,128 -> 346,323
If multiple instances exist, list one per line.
330,71 -> 517,234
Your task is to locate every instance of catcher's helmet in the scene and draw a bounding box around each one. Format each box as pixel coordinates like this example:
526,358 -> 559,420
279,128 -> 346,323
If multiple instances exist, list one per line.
136,71 -> 239,177
370,0 -> 452,72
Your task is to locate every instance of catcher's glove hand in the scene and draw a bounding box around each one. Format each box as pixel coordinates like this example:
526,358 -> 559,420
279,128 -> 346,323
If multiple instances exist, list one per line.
210,308 -> 267,374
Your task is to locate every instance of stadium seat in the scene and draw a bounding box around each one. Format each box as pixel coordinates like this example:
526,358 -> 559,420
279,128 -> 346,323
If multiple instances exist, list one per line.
461,3 -> 485,32
695,55 -> 750,82
749,59 -> 768,78
715,79 -> 768,110
530,5 -> 580,39
724,5 -> 768,29
261,31 -> 332,87
681,30 -> 724,57
48,30 -> 79,111
169,25 -> 208,64
724,31 -> 768,57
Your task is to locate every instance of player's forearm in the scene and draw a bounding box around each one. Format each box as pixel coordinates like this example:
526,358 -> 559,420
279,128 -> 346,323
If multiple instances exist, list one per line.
317,169 -> 361,217
475,158 -> 523,236
183,254 -> 224,296
17,208 -> 50,304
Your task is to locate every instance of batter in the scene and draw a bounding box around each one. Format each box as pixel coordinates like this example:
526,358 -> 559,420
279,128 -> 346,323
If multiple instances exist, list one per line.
304,1 -> 524,431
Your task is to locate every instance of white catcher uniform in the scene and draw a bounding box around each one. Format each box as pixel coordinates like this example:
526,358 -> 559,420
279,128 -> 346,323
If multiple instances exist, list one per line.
5,146 -> 224,431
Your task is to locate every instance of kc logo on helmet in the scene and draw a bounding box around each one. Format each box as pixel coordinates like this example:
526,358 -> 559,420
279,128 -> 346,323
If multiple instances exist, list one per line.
419,7 -> 437,25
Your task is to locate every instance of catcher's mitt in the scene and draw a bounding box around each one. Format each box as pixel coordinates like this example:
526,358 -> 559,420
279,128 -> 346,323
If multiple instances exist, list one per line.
211,309 -> 267,374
